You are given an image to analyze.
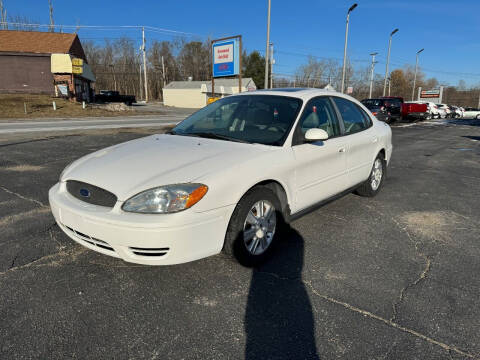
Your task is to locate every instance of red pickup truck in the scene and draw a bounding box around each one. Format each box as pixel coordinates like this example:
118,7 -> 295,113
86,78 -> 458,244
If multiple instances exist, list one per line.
402,102 -> 430,120
380,96 -> 429,121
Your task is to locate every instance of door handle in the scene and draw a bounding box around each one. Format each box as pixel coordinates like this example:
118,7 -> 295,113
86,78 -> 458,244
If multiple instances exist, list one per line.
338,147 -> 346,153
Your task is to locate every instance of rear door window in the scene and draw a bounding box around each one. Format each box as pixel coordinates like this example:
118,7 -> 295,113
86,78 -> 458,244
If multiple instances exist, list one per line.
331,97 -> 368,135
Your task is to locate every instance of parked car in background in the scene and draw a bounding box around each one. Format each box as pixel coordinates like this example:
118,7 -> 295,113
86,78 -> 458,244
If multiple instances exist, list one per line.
50,89 -> 393,266
380,96 -> 403,122
450,106 -> 463,118
417,101 -> 440,119
403,102 -> 430,120
95,90 -> 136,106
463,107 -> 480,119
361,98 -> 393,123
436,104 -> 452,118
436,104 -> 448,119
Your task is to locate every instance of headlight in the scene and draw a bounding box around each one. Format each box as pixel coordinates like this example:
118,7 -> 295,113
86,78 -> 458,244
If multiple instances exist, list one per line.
122,183 -> 208,214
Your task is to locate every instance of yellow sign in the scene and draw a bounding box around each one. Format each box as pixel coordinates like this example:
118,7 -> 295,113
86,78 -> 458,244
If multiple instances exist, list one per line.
72,65 -> 83,74
207,97 -> 220,105
72,58 -> 84,66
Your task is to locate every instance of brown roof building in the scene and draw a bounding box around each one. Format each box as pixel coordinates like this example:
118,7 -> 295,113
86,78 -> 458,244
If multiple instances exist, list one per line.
0,30 -> 95,101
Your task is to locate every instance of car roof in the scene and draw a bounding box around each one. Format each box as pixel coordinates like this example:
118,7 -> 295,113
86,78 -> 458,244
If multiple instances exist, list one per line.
235,87 -> 356,101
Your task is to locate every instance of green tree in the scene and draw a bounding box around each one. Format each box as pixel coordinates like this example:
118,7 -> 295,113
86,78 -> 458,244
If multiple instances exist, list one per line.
243,51 -> 265,89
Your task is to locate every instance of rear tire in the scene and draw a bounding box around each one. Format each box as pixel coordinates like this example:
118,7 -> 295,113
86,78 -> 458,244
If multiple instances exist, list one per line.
355,153 -> 386,197
223,186 -> 284,267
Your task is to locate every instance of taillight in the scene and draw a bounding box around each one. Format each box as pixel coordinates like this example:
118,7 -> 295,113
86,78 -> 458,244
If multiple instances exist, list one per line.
372,112 -> 378,116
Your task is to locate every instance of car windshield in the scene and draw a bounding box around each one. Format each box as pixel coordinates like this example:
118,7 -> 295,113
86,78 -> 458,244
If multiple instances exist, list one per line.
171,95 -> 303,146
361,99 -> 384,107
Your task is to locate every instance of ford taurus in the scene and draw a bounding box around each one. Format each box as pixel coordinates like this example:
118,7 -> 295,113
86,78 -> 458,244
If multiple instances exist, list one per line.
49,89 -> 393,266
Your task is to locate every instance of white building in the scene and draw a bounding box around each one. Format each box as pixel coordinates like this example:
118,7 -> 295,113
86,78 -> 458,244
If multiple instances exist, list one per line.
163,78 -> 256,108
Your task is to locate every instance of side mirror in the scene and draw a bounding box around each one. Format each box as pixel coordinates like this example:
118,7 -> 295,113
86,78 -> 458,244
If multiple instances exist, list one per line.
305,128 -> 329,142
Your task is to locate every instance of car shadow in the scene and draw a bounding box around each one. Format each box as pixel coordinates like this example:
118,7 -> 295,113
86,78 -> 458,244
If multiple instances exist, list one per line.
244,226 -> 320,359
462,135 -> 480,141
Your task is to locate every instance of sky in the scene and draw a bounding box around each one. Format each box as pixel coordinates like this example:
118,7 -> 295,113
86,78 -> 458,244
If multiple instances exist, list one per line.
3,0 -> 480,86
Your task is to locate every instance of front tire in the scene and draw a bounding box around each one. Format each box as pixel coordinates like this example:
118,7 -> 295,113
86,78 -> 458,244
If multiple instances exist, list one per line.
356,153 -> 386,197
223,186 -> 283,266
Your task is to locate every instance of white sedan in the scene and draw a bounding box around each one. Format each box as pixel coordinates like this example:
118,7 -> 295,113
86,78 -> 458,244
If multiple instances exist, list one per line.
463,107 -> 480,119
49,89 -> 393,266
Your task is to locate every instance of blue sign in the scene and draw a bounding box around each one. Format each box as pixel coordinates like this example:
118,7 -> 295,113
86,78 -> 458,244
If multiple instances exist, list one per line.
212,39 -> 239,78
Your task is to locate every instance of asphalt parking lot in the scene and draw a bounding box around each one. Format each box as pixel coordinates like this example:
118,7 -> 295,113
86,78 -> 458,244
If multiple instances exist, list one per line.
0,118 -> 479,359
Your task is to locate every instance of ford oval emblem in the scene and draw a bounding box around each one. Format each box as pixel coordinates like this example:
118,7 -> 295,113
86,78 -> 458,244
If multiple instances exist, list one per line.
79,188 -> 91,198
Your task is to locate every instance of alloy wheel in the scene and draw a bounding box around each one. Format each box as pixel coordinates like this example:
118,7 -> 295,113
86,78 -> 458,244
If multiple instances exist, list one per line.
371,158 -> 383,191
243,200 -> 276,255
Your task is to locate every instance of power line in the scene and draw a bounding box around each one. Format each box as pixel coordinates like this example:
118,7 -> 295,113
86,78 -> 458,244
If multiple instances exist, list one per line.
0,21 -> 205,37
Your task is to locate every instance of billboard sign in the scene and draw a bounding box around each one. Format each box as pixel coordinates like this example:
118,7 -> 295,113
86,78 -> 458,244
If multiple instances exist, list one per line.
418,87 -> 443,104
212,39 -> 239,78
420,89 -> 440,98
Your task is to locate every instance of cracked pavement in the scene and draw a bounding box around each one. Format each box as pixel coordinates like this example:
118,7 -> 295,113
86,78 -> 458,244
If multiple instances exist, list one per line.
0,119 -> 479,359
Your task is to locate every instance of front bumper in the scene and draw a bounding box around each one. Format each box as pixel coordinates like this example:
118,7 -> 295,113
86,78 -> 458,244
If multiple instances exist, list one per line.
49,182 -> 235,265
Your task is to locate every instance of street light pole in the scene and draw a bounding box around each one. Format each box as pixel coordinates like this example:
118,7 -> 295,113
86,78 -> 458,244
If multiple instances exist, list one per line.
369,52 -> 378,98
383,28 -> 398,96
264,0 -> 271,89
341,3 -> 358,93
412,48 -> 424,101
142,27 -> 148,102
270,42 -> 274,89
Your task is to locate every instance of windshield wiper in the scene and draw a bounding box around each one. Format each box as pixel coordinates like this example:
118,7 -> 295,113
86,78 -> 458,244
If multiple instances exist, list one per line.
185,132 -> 250,143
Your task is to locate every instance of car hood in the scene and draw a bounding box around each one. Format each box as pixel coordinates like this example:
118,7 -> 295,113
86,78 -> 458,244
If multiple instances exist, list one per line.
63,134 -> 272,201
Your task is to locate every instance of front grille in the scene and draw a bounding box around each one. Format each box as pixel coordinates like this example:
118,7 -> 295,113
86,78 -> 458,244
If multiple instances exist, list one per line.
63,224 -> 115,252
129,247 -> 170,257
66,180 -> 117,208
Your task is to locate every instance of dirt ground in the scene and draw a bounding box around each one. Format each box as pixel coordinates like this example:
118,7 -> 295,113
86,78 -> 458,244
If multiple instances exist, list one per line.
0,94 -> 170,119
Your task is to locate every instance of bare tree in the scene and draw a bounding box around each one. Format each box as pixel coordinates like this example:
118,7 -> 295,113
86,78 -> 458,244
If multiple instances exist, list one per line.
0,0 -> 7,29
8,15 -> 39,31
48,0 -> 54,32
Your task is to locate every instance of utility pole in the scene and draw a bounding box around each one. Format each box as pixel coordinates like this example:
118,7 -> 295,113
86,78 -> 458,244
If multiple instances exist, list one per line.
478,90 -> 480,109
388,77 -> 391,96
161,55 -> 167,88
383,28 -> 399,96
48,0 -> 54,32
341,3 -> 358,93
412,48 -> 424,101
264,0 -> 271,89
369,52 -> 378,98
270,43 -> 274,89
142,27 -> 148,102
139,59 -> 143,100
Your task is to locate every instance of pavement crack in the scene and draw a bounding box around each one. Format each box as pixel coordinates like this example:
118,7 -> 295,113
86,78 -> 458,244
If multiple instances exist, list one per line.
9,253 -> 19,270
388,215 -> 432,323
256,271 -> 475,358
0,185 -> 46,207
0,247 -> 86,277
